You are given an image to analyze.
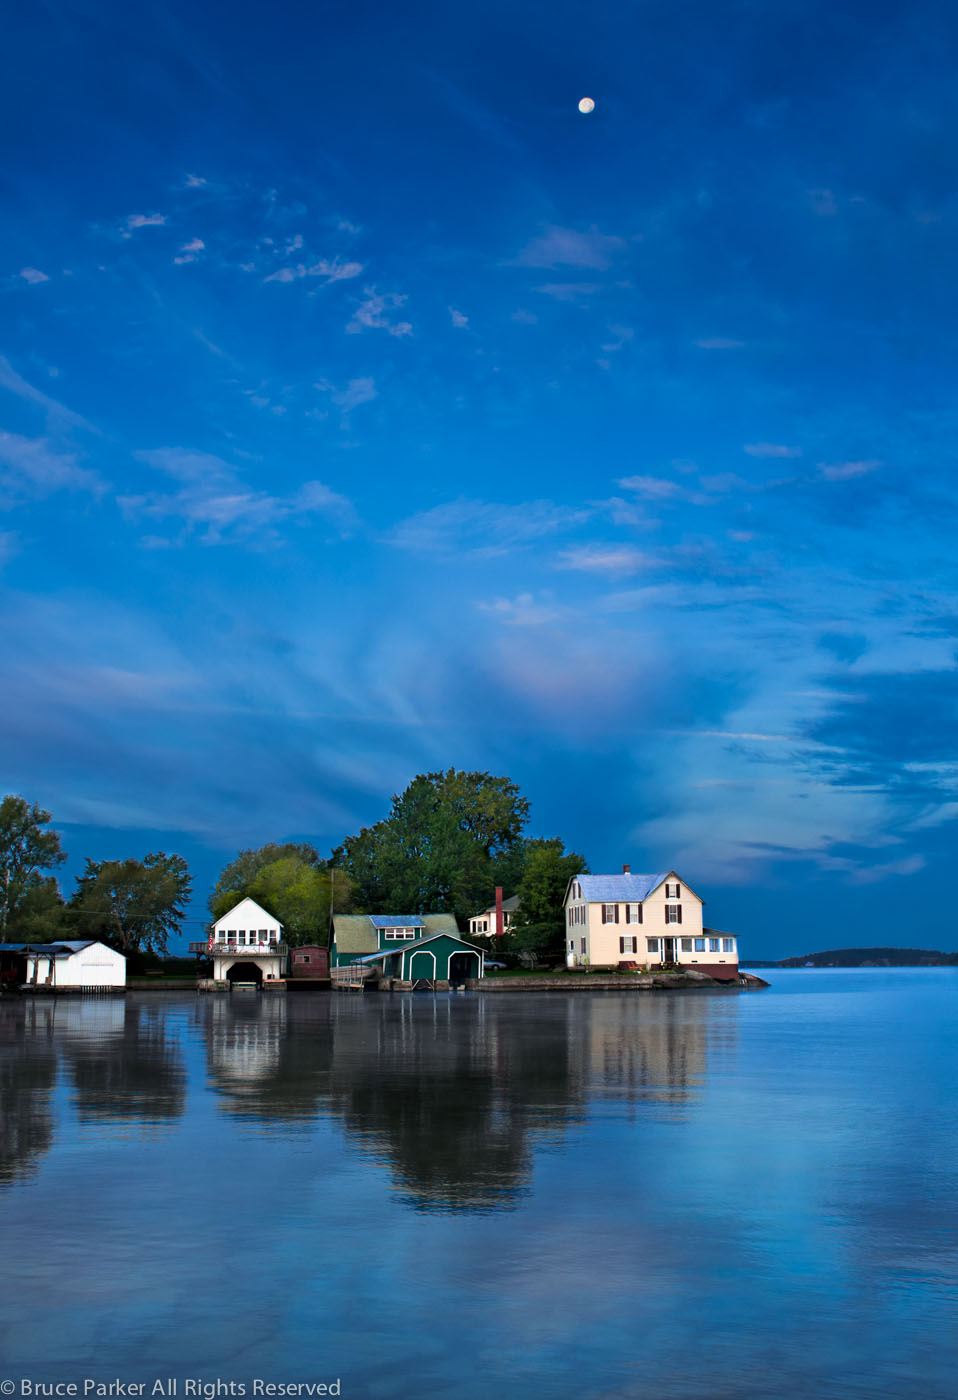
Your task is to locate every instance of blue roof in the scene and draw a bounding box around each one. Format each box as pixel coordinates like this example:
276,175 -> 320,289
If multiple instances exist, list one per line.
575,873 -> 669,902
369,916 -> 424,928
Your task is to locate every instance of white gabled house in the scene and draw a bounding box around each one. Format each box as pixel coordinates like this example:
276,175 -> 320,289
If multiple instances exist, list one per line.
563,865 -> 739,979
201,896 -> 287,985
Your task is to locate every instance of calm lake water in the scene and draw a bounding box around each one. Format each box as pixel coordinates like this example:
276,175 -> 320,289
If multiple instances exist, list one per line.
1,971 -> 956,1399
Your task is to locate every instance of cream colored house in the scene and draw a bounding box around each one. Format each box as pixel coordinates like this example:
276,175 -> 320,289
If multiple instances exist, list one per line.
563,866 -> 739,980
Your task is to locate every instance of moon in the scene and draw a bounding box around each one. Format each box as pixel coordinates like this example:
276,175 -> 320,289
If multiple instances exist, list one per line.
578,97 -> 595,114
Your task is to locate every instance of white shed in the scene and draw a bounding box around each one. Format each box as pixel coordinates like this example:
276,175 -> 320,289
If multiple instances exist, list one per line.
9,940 -> 126,990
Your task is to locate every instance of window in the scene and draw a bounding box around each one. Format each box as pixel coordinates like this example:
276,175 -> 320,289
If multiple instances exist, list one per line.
665,882 -> 681,899
301,955 -> 311,963
602,903 -> 618,924
625,904 -> 643,924
580,937 -> 586,953
383,927 -> 416,939
619,936 -> 637,955
646,938 -> 660,953
665,906 -> 682,924
694,938 -> 705,952
569,939 -> 574,951
723,938 -> 735,953
708,937 -> 720,952
680,938 -> 692,952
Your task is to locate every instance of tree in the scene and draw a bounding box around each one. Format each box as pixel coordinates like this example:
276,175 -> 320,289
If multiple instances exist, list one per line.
69,852 -> 192,956
332,769 -> 530,924
0,795 -> 66,941
505,838 -> 588,960
209,844 -> 353,946
4,877 -> 67,942
208,842 -> 323,917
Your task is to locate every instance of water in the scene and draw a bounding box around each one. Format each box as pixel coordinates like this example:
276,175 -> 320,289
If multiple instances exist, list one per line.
1,971 -> 956,1399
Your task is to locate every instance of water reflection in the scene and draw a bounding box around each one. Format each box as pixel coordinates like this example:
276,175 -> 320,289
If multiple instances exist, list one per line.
197,989 -> 732,1210
0,1000 -> 58,1185
62,998 -> 187,1123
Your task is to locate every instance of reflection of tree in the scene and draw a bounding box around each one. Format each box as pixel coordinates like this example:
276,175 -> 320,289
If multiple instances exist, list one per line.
197,988 -> 727,1214
322,996 -> 582,1212
62,999 -> 186,1122
0,1000 -> 58,1186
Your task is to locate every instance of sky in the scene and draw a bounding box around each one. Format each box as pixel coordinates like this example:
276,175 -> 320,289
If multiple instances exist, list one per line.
4,0 -> 958,957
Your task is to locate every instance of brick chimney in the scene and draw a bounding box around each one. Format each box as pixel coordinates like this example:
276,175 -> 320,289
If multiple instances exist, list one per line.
622,863 -> 630,874
495,886 -> 504,941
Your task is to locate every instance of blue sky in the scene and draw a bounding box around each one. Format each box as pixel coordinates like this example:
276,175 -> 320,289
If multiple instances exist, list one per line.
4,0 -> 958,956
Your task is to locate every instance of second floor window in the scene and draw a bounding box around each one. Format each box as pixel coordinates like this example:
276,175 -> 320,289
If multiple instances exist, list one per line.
665,906 -> 682,924
602,904 -> 618,923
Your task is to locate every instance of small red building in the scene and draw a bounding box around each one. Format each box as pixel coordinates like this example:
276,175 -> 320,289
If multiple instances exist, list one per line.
289,945 -> 330,978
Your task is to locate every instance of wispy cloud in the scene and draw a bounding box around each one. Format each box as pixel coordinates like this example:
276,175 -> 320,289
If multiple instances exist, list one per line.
808,187 -> 838,216
449,308 -> 469,328
477,592 -> 566,626
0,431 -> 106,499
389,497 -> 580,555
0,358 -> 95,432
618,474 -> 711,504
346,289 -> 412,337
534,282 -> 600,302
511,225 -> 625,270
694,337 -> 744,349
173,238 -> 205,265
184,174 -> 207,188
19,267 -> 49,285
744,442 -> 802,459
122,213 -> 167,237
818,459 -> 882,481
556,544 -> 659,576
316,376 -> 377,423
120,447 -> 359,544
264,257 -> 363,285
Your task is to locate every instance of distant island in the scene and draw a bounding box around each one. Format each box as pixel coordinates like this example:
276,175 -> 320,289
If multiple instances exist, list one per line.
743,947 -> 958,969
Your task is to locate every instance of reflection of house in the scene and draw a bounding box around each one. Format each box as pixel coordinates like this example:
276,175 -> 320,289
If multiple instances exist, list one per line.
563,866 -> 739,979
331,915 -> 485,984
468,894 -> 519,939
0,940 -> 126,991
198,897 -> 287,985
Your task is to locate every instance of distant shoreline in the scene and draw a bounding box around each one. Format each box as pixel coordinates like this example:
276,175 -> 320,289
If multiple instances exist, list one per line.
743,947 -> 958,970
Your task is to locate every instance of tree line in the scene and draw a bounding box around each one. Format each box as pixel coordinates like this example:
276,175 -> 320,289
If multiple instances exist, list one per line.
0,770 -> 587,959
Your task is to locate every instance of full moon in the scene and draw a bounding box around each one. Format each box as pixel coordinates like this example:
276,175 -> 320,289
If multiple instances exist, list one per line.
578,97 -> 595,114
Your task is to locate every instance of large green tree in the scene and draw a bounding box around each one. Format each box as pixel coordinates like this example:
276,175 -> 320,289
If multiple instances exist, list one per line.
69,852 -> 192,956
0,795 -> 66,941
505,838 -> 588,959
331,769 -> 530,923
209,843 -> 353,945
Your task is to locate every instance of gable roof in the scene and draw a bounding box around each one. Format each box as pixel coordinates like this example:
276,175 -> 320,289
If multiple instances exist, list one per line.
567,871 -> 705,905
1,940 -> 112,957
353,931 -> 484,963
421,913 -> 460,938
214,896 -> 283,929
332,914 -> 379,954
472,894 -> 520,916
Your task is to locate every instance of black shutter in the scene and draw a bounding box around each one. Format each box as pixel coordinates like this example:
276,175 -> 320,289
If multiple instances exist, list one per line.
638,903 -> 643,924
614,904 -> 619,923
619,937 -> 625,954
677,906 -> 682,924
676,884 -> 681,898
